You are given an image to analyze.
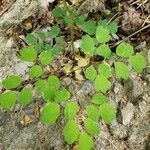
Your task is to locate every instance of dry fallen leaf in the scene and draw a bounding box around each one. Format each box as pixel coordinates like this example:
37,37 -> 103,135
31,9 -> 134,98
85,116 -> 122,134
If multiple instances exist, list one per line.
21,115 -> 33,126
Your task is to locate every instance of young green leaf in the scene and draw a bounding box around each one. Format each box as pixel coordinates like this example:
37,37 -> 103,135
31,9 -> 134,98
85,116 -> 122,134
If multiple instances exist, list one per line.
86,105 -> 99,121
40,102 -> 60,125
84,118 -> 100,136
43,86 -> 56,102
25,34 -> 37,45
80,20 -> 96,35
98,63 -> 112,78
63,120 -> 80,144
18,87 -> 32,106
39,51 -> 53,65
64,102 -> 79,120
52,6 -> 66,17
96,26 -> 111,43
0,91 -> 16,109
92,92 -> 108,105
38,32 -> 46,41
28,65 -> 43,78
116,42 -> 134,58
19,47 -> 37,62
81,35 -> 95,56
108,22 -> 118,33
98,19 -> 108,28
99,103 -> 116,123
48,75 -> 60,89
95,44 -> 112,58
85,65 -> 97,81
2,75 -> 22,89
54,89 -> 70,103
35,79 -> 48,93
129,54 -> 147,73
49,27 -> 60,38
114,62 -> 130,80
78,132 -> 94,150
95,75 -> 111,93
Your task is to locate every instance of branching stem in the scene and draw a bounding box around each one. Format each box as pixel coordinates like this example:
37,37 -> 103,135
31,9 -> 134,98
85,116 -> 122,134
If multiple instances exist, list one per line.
62,0 -> 75,54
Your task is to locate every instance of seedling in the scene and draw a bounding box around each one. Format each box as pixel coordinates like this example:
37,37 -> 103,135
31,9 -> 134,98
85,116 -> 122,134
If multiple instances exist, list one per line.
0,2 -> 147,150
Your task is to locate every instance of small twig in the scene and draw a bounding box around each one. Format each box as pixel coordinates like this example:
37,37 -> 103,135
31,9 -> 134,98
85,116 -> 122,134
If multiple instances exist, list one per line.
142,15 -> 150,27
112,23 -> 150,47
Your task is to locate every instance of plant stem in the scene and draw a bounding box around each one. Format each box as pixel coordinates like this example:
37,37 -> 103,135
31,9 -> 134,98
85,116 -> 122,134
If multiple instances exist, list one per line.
61,0 -> 75,55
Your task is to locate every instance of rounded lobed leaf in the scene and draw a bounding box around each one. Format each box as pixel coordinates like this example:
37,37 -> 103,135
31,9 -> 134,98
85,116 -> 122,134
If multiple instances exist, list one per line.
98,63 -> 112,79
39,51 -> 53,65
28,65 -> 43,79
63,120 -> 80,144
99,103 -> 116,123
38,32 -> 46,41
43,86 -> 56,102
78,132 -> 94,150
35,79 -> 48,93
80,20 -> 96,35
19,47 -> 37,62
84,118 -> 100,136
96,26 -> 111,43
80,35 -> 95,56
129,54 -> 147,73
107,22 -> 118,33
48,75 -> 60,89
2,75 -> 22,89
95,44 -> 112,58
40,102 -> 60,125
86,105 -> 99,121
0,91 -> 17,109
25,34 -> 37,45
18,87 -> 32,107
64,102 -> 79,120
114,62 -> 130,80
49,26 -> 60,38
92,92 -> 108,105
54,89 -> 71,103
116,42 -> 134,58
95,75 -> 111,93
85,65 -> 97,81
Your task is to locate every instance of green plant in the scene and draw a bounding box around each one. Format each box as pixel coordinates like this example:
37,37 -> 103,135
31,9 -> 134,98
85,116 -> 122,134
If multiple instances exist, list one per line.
0,2 -> 148,150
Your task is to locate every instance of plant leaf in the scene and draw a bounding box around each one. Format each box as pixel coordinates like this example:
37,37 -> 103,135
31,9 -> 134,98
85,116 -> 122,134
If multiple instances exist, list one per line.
39,51 -> 53,65
48,75 -> 60,89
85,65 -> 97,81
35,79 -> 48,93
81,35 -> 95,56
96,44 -> 112,58
63,120 -> 80,144
99,103 -> 116,123
86,105 -> 99,121
92,92 -> 108,105
80,20 -> 96,35
95,75 -> 111,93
43,86 -> 56,102
2,75 -> 22,89
19,47 -> 37,62
25,34 -> 37,45
84,118 -> 100,136
96,26 -> 111,43
108,22 -> 118,33
78,132 -> 94,150
129,54 -> 147,73
64,102 -> 79,120
40,102 -> 60,125
28,65 -> 43,78
98,63 -> 112,78
0,91 -> 16,109
115,62 -> 130,80
18,87 -> 32,106
116,42 -> 134,58
54,89 -> 70,103
49,27 -> 60,38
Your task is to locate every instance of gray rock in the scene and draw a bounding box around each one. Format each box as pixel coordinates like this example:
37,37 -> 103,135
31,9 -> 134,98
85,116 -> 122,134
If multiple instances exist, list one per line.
121,102 -> 134,125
